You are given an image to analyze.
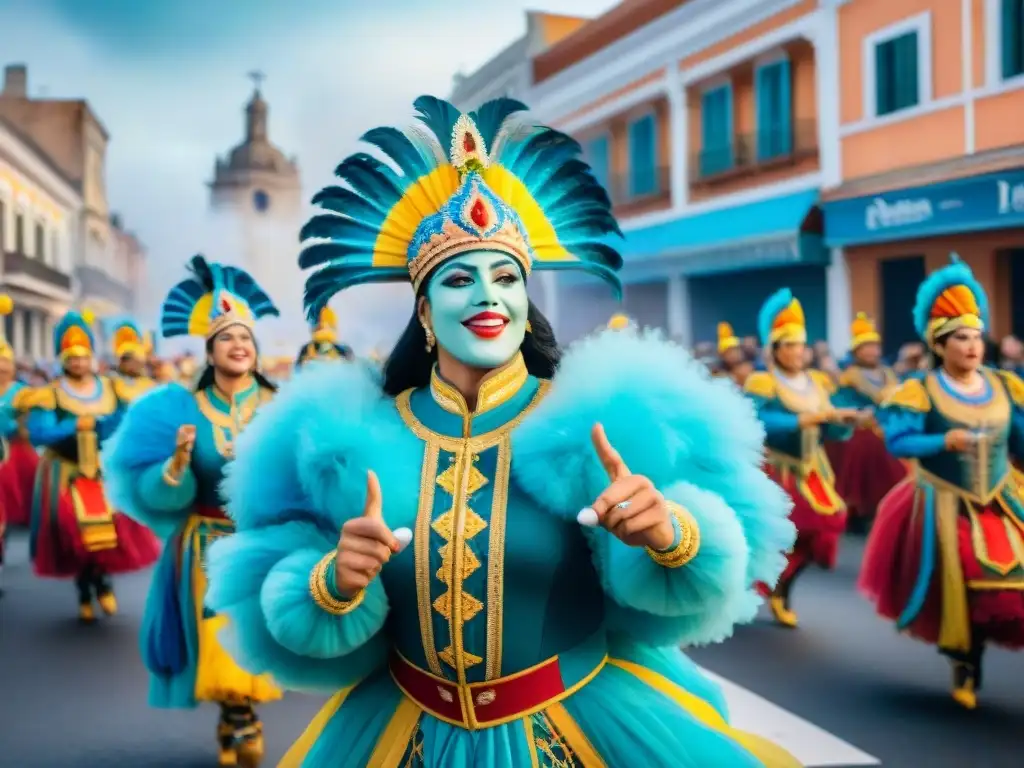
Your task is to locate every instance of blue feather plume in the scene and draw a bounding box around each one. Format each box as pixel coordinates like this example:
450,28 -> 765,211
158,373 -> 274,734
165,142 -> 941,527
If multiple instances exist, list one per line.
911,252 -> 989,341
757,288 -> 794,347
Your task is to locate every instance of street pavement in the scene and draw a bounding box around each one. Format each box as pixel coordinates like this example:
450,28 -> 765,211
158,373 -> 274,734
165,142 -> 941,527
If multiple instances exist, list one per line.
1,529 -> 1020,768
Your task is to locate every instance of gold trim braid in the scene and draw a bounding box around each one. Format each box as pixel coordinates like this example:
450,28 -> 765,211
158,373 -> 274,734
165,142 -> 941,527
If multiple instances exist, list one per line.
646,501 -> 700,568
309,552 -> 365,616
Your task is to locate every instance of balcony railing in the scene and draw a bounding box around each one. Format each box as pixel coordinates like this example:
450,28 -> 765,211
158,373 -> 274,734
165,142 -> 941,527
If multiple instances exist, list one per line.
3,250 -> 72,291
76,265 -> 133,308
599,165 -> 671,212
689,119 -> 819,185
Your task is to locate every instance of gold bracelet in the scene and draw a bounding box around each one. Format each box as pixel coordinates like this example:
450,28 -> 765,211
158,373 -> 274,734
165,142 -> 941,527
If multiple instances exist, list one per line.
309,552 -> 365,615
645,501 -> 701,569
162,458 -> 183,487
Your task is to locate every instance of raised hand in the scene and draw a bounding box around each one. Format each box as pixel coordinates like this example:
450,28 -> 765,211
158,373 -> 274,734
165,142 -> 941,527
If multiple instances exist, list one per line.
577,423 -> 675,550
170,425 -> 196,476
334,471 -> 412,599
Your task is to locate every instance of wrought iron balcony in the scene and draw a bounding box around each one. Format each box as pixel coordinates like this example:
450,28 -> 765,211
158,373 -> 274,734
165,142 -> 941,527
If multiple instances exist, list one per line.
689,119 -> 819,185
2,249 -> 72,291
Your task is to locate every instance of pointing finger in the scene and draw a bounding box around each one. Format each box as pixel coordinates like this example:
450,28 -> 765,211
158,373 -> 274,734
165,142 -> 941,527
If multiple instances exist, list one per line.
363,470 -> 383,519
591,423 -> 630,482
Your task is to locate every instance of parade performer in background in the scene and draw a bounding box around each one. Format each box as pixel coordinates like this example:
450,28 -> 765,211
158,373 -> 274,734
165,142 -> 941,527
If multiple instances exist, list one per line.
296,306 -> 354,368
717,322 -> 752,388
104,255 -> 282,766
22,310 -> 159,621
745,289 -> 861,628
827,313 -> 907,533
109,317 -> 156,405
201,95 -> 798,768
0,294 -> 38,532
859,255 -> 1024,710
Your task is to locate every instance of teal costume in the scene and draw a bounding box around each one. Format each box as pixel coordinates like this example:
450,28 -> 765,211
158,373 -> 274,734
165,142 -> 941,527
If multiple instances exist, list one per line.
104,255 -> 281,766
204,96 -> 799,767
860,255 -> 1024,710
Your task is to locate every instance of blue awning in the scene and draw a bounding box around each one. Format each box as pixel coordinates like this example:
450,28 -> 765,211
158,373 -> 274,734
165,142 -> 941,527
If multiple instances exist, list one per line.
605,188 -> 825,281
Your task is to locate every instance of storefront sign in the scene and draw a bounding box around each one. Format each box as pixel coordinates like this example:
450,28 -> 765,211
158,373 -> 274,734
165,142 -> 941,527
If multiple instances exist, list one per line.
823,169 -> 1024,247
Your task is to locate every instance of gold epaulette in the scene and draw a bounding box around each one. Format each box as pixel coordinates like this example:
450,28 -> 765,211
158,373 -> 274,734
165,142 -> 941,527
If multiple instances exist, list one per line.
838,367 -> 857,390
808,369 -> 837,395
882,378 -> 931,413
996,369 -> 1024,407
743,371 -> 775,399
13,385 -> 57,411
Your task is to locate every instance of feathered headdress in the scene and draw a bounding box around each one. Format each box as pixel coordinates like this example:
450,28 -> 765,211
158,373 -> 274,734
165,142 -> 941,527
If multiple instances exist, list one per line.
298,96 -> 623,320
850,312 -> 881,349
758,288 -> 806,347
54,309 -> 96,360
311,306 -> 337,344
0,294 -> 14,361
160,255 -> 279,339
109,316 -> 146,359
912,253 -> 988,349
717,322 -> 740,354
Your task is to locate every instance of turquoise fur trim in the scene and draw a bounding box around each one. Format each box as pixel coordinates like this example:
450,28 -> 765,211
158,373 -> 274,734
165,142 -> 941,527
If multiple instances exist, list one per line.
756,287 -> 793,347
912,253 -> 989,340
103,383 -> 202,538
513,328 -> 795,591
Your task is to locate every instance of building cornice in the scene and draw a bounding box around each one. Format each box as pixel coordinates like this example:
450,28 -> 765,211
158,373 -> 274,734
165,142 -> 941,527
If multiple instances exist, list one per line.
0,121 -> 83,210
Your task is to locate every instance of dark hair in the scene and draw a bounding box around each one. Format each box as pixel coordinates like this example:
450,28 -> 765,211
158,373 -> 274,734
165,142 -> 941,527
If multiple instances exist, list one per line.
195,333 -> 278,393
381,298 -> 560,397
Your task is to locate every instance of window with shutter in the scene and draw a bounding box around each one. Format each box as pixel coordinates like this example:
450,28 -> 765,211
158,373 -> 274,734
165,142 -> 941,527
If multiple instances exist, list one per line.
1002,0 -> 1024,79
875,31 -> 920,116
700,83 -> 733,176
627,114 -> 658,197
756,59 -> 793,161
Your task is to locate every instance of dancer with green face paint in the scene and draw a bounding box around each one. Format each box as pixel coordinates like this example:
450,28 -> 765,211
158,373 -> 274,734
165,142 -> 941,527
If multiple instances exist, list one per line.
201,96 -> 800,767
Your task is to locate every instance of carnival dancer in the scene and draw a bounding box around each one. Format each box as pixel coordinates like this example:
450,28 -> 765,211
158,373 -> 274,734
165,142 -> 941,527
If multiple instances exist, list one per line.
859,255 -> 1024,710
0,294 -> 38,532
23,310 -> 160,621
195,96 -> 799,767
296,306 -> 354,368
745,289 -> 862,628
828,313 -> 907,533
109,317 -> 156,405
718,322 -> 752,388
103,255 -> 282,766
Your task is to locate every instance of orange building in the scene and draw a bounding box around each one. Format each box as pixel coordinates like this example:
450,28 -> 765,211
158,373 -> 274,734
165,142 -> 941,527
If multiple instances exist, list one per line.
528,0 -> 847,347
821,0 -> 1024,355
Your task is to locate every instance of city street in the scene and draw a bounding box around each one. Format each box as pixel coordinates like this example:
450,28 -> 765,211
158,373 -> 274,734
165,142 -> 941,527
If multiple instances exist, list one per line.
1,530 -> 1020,768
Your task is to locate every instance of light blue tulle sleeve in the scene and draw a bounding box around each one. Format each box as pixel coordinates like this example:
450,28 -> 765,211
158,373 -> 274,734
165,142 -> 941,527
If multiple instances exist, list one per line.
204,363 -> 418,693
881,407 -> 945,458
512,330 -> 795,648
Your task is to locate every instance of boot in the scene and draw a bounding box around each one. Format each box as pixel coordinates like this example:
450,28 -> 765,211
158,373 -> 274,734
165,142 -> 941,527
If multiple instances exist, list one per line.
221,702 -> 263,767
75,569 -> 95,623
767,563 -> 806,629
93,570 -> 117,616
951,661 -> 978,710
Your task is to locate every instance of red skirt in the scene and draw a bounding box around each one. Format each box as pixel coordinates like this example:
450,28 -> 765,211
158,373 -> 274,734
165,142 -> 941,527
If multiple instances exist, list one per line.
0,439 -> 39,527
859,479 -> 1024,650
31,456 -> 160,578
766,462 -> 847,573
830,427 -> 908,519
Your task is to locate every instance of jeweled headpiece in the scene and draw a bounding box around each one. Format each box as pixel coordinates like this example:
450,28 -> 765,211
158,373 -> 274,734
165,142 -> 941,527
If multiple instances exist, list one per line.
160,255 -> 279,340
758,288 -> 806,346
0,294 -> 13,361
311,306 -> 337,344
849,312 -> 881,350
54,309 -> 96,361
109,316 -> 146,360
717,322 -> 740,354
607,313 -> 631,331
912,253 -> 988,350
299,96 -> 623,320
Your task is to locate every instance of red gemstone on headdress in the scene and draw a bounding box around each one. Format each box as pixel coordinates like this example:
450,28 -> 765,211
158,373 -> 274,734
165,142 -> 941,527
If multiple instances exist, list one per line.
470,199 -> 488,228
220,297 -> 231,312
463,132 -> 476,153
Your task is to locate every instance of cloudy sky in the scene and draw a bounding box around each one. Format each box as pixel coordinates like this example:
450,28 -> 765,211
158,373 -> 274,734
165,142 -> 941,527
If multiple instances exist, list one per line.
0,0 -> 615,353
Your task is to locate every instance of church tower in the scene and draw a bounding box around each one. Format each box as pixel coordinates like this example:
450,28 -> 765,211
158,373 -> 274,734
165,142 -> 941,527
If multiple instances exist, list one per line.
208,73 -> 303,335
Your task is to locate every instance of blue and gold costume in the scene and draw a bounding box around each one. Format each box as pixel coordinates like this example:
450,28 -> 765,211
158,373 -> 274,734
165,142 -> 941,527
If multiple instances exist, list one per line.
104,256 -> 281,766
24,310 -> 159,620
744,289 -> 852,628
296,307 -> 353,368
0,293 -> 29,578
201,96 -> 798,767
108,316 -> 156,404
860,255 -> 1024,710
